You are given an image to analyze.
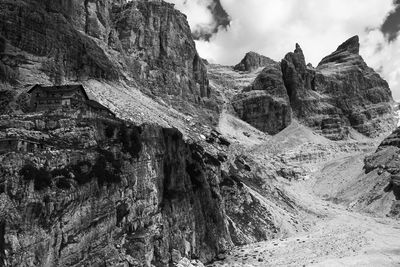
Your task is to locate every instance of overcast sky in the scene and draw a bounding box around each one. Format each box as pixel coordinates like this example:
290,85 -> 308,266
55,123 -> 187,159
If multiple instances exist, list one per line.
166,0 -> 400,100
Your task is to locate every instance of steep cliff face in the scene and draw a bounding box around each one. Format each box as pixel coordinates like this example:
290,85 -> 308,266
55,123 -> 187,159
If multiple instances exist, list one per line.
112,1 -> 210,99
228,36 -> 395,140
312,36 -> 395,139
0,0 -> 210,103
0,112 -> 232,266
0,111 -> 306,266
282,36 -> 395,140
232,62 -> 292,135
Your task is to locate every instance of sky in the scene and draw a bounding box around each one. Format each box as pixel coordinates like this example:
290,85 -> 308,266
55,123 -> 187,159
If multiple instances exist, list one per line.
166,0 -> 400,100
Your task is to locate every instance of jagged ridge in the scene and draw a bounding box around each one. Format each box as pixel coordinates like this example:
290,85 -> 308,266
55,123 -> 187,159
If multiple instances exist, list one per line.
231,36 -> 395,140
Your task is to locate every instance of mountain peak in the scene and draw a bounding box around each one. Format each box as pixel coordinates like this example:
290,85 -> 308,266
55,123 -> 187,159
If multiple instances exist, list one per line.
318,35 -> 361,66
336,35 -> 360,54
234,51 -> 276,72
295,43 -> 303,53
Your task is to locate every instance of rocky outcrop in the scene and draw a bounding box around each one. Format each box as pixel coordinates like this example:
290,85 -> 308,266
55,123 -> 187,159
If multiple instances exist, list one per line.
233,52 -> 276,72
312,36 -> 395,139
342,127 -> 400,218
0,111 -> 305,266
0,0 -> 210,103
229,36 -> 395,139
112,1 -> 210,99
283,36 -> 395,139
232,61 -> 292,134
281,44 -> 315,108
0,112 -> 233,266
318,35 -> 360,65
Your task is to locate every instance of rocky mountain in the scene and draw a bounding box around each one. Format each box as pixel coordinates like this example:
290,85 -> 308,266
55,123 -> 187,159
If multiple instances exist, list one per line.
233,52 -> 276,72
0,113 -> 232,266
0,0 -> 211,107
230,36 -> 396,140
1,0 -> 400,266
0,110 -> 307,266
0,1 -> 307,266
232,61 -> 292,134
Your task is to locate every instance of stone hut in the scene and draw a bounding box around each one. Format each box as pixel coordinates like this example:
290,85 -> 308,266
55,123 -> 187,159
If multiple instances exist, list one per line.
28,84 -> 115,118
0,138 -> 46,153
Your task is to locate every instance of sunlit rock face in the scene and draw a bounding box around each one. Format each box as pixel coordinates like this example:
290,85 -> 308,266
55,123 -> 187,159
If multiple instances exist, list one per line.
232,36 -> 395,140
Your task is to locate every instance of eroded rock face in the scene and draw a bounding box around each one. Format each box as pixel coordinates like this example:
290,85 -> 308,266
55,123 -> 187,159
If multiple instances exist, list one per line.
0,0 -> 210,103
232,62 -> 292,135
313,36 -> 395,139
281,44 -> 315,109
233,52 -> 276,72
112,1 -> 210,99
0,111 -> 305,266
0,113 -> 232,266
231,36 -> 395,139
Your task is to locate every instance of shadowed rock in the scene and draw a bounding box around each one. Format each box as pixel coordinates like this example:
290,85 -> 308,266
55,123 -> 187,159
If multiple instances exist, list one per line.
232,61 -> 292,134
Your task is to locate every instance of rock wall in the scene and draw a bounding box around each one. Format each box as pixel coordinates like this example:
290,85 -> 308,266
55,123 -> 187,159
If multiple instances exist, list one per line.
232,62 -> 292,135
0,0 -> 210,103
0,111 -> 306,266
0,113 -> 232,266
285,36 -> 395,140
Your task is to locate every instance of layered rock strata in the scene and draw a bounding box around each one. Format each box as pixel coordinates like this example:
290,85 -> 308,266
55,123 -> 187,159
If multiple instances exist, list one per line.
0,112 -> 232,266
0,111 -> 303,266
231,36 -> 395,140
232,62 -> 292,134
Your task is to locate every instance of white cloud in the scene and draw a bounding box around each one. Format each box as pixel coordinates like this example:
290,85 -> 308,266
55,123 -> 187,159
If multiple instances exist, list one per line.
167,0 -> 400,100
168,0 -> 216,36
362,31 -> 400,100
